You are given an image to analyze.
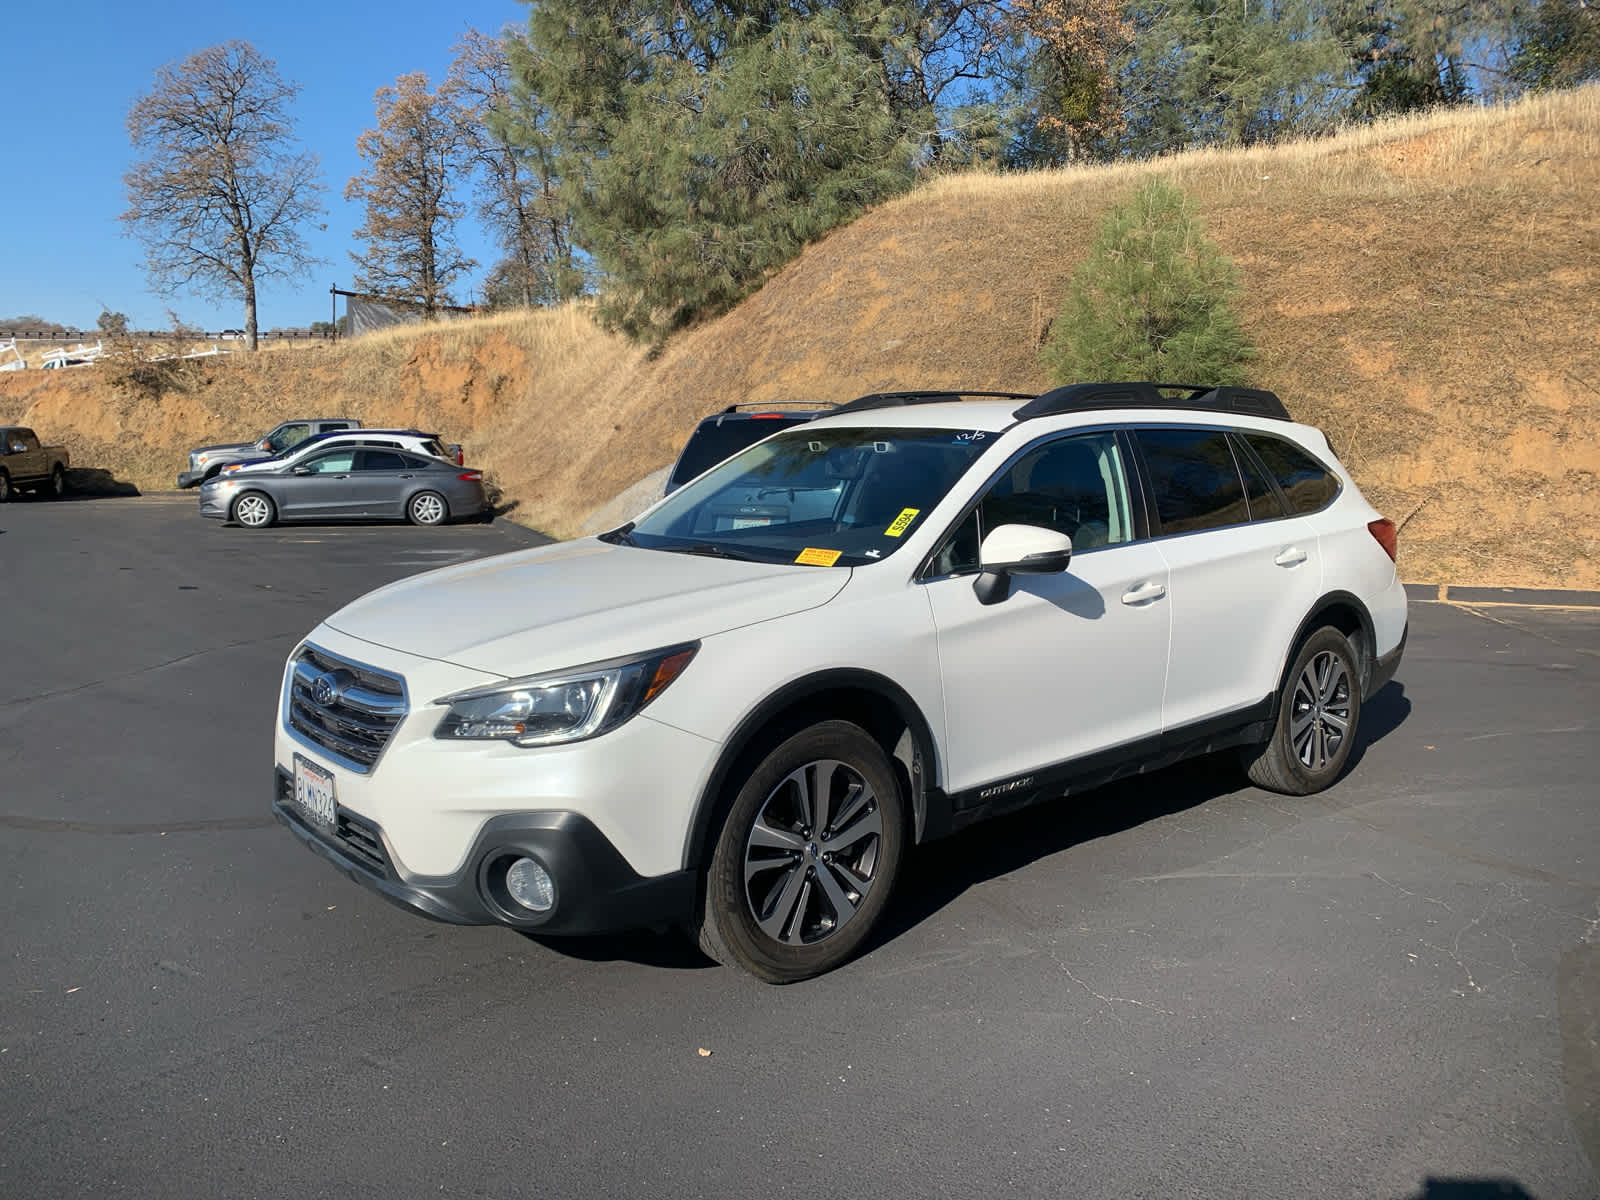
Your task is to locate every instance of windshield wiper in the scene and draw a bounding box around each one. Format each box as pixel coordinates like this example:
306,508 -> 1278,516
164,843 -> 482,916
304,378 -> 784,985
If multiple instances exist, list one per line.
600,522 -> 637,546
665,542 -> 755,561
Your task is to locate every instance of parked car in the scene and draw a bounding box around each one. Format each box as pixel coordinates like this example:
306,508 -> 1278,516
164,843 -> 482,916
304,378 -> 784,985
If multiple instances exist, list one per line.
662,403 -> 837,496
178,418 -> 361,488
200,444 -> 486,528
0,426 -> 70,501
221,429 -> 464,479
272,382 -> 1406,982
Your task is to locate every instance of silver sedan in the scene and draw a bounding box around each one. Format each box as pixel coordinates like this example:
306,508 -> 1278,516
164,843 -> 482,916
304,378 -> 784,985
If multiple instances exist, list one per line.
199,445 -> 487,528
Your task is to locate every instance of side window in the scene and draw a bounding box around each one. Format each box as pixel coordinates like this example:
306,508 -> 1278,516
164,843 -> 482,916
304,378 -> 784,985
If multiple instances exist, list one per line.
270,423 -> 312,452
1135,428 -> 1250,535
357,450 -> 408,471
1243,433 -> 1340,515
926,432 -> 1132,576
301,450 -> 356,474
1231,434 -> 1285,521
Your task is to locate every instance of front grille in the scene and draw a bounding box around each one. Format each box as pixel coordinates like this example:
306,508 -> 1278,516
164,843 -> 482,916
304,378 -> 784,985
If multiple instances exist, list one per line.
287,643 -> 408,772
276,772 -> 392,875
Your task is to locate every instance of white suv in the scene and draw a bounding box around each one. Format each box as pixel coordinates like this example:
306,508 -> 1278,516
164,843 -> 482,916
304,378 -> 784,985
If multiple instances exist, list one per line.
274,384 -> 1407,982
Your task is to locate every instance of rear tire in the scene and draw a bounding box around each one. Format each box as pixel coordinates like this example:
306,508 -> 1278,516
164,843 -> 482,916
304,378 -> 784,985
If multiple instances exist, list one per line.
407,490 -> 448,526
1241,626 -> 1363,795
46,465 -> 66,498
698,720 -> 905,983
232,491 -> 276,529
0,470 -> 10,503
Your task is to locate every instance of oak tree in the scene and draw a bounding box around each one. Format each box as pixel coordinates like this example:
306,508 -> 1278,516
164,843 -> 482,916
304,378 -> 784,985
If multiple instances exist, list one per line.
346,72 -> 476,315
120,42 -> 324,351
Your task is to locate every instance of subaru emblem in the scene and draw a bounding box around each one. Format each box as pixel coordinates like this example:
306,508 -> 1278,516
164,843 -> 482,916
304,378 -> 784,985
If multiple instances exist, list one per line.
311,672 -> 341,707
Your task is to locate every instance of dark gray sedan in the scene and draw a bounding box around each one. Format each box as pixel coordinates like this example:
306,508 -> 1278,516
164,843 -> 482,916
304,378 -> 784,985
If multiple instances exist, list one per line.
198,446 -> 487,528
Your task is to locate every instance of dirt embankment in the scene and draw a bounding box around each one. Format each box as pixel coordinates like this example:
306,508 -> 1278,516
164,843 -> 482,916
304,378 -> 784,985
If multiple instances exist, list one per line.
3,87 -> 1596,588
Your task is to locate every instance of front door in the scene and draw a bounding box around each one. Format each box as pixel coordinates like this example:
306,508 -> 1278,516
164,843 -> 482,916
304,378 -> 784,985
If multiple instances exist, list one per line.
922,431 -> 1171,795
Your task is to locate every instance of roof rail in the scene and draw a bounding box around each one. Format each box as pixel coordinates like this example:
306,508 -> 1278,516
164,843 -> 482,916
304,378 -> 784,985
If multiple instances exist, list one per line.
718,401 -> 839,414
832,389 -> 1038,416
1014,382 -> 1291,422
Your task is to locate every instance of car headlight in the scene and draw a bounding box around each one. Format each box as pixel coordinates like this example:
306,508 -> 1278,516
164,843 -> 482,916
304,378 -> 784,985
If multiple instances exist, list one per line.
433,643 -> 698,747
195,453 -> 210,466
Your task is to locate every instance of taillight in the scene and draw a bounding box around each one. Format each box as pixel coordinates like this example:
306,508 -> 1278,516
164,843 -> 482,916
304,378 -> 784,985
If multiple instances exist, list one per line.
455,447 -> 464,465
1368,517 -> 1397,562
458,471 -> 483,482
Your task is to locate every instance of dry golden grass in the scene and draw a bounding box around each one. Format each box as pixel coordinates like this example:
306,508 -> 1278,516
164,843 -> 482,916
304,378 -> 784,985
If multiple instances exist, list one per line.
2,85 -> 1596,586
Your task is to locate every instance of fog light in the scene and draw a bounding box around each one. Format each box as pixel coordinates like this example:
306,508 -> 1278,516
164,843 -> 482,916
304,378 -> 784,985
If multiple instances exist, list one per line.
505,857 -> 555,913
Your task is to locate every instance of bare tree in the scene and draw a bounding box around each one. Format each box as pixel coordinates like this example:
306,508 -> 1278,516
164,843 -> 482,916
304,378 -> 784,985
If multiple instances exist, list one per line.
446,28 -> 582,308
346,72 -> 475,315
120,42 -> 324,351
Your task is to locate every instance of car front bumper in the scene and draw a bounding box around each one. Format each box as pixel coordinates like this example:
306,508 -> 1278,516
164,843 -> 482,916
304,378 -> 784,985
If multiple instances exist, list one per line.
177,469 -> 205,489
273,769 -> 698,934
198,485 -> 231,519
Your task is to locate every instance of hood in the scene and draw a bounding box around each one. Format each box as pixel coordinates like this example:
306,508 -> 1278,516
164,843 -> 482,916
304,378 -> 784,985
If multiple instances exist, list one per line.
193,441 -> 256,458
325,538 -> 851,678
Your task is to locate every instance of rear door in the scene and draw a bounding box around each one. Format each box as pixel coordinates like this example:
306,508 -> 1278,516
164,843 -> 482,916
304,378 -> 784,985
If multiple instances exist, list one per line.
9,429 -> 44,480
1134,426 -> 1324,732
347,449 -> 413,518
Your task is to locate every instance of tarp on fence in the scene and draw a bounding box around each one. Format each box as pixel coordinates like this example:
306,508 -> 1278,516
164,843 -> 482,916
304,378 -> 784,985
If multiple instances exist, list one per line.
345,293 -> 475,336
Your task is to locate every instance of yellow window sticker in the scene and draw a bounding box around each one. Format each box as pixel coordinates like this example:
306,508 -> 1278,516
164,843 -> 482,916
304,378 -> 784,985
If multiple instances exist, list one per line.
795,547 -> 843,567
884,508 -> 921,537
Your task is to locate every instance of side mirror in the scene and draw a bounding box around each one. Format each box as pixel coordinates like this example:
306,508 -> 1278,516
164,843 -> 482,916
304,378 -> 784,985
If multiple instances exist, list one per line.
973,524 -> 1073,606
291,465 -> 313,476
255,439 -> 273,452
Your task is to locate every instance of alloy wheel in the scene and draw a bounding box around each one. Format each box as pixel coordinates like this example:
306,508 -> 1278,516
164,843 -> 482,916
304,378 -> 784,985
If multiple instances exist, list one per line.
1289,650 -> 1351,772
742,758 -> 883,946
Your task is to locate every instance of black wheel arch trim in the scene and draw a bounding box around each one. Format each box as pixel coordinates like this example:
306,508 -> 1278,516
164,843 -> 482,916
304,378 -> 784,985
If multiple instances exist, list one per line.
1276,590 -> 1380,712
681,668 -> 942,872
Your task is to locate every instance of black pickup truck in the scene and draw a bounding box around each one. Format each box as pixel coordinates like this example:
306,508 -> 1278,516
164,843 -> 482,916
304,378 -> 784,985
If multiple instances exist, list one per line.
0,426 -> 70,501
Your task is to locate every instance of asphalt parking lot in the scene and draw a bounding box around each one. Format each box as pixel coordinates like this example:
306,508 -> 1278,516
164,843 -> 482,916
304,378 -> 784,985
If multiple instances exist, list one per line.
2,496 -> 1597,1198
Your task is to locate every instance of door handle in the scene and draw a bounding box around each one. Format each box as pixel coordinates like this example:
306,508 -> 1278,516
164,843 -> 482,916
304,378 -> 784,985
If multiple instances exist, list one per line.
398,474 -> 413,479
1274,547 -> 1308,568
1121,581 -> 1166,605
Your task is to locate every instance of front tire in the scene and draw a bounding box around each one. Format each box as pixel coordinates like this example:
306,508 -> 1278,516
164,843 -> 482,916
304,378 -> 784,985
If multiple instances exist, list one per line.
699,720 -> 906,983
231,491 -> 276,529
407,490 -> 448,526
1242,626 -> 1363,795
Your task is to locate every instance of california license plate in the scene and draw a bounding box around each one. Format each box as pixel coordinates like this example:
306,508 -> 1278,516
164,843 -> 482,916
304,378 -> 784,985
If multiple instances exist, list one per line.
293,755 -> 337,829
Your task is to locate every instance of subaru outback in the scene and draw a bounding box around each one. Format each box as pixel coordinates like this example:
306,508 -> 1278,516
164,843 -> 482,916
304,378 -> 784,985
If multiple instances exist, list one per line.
273,383 -> 1406,982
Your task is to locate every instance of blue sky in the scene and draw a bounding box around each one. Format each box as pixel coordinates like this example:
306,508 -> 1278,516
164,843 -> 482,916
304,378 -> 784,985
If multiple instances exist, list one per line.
0,1 -> 527,333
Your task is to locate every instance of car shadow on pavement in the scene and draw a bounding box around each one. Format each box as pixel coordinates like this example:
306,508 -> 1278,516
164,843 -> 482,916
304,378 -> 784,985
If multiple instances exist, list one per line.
56,468 -> 142,497
1404,1179 -> 1538,1199
524,683 -> 1412,976
870,680 -> 1413,959
520,928 -> 717,972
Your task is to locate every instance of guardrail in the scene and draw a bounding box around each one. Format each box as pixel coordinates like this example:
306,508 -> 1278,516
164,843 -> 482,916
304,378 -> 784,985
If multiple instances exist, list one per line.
0,329 -> 335,341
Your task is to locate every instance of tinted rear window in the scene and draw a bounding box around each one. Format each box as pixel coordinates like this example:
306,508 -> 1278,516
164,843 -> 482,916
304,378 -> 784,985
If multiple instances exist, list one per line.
1136,428 -> 1250,535
1244,433 -> 1340,514
669,417 -> 812,488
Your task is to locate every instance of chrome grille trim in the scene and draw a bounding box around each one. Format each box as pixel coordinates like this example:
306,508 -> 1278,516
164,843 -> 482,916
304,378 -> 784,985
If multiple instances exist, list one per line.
285,643 -> 409,773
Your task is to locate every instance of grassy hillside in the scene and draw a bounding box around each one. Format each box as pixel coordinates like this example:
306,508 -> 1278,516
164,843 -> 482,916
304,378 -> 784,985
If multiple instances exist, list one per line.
3,87 -> 1596,588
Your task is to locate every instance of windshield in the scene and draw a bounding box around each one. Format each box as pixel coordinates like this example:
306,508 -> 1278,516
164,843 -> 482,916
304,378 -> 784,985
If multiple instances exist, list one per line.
615,426 -> 989,567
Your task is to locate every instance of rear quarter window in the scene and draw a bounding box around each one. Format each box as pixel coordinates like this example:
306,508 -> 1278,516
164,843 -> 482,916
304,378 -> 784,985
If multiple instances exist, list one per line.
1243,433 -> 1340,514
1135,428 -> 1250,535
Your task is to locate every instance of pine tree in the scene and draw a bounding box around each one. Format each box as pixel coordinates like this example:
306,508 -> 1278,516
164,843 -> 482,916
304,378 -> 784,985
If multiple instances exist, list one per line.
513,0 -> 943,341
1040,180 -> 1252,386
